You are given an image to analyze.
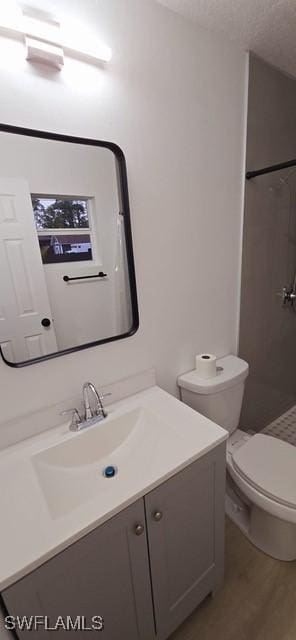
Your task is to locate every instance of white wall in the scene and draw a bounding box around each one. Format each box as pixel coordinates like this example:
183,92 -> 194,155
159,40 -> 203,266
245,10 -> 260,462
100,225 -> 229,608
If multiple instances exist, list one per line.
0,0 -> 247,433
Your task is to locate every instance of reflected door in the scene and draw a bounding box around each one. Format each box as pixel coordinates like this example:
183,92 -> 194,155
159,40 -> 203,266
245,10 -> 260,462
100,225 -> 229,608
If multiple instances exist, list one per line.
0,177 -> 58,362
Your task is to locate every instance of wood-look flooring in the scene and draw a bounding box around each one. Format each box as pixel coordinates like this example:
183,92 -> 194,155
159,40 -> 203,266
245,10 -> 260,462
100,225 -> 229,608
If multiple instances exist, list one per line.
171,518 -> 296,640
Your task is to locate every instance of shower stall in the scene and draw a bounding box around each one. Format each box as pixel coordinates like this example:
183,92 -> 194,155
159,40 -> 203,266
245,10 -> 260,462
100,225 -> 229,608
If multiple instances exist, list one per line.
239,54 -> 296,438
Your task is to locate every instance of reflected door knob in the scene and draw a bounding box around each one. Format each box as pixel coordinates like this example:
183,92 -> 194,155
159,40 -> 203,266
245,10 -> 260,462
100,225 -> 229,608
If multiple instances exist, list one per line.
41,318 -> 51,328
153,511 -> 163,522
134,524 -> 144,536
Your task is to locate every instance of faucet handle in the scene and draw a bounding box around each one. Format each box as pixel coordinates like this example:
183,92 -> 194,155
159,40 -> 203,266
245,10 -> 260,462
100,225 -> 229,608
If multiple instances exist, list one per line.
60,408 -> 82,431
100,392 -> 112,399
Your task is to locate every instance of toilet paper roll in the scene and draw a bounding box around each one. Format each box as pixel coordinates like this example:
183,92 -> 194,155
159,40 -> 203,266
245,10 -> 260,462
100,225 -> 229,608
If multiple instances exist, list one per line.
195,353 -> 217,379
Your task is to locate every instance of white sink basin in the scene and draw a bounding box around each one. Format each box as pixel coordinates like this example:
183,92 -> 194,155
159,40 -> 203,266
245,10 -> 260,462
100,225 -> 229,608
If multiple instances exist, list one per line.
32,406 -> 168,518
34,407 -> 143,469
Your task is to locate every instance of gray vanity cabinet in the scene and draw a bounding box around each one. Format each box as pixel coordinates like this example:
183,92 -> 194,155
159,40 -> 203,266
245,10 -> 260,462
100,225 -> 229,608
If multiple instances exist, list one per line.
145,444 -> 225,640
2,444 -> 225,640
2,499 -> 155,640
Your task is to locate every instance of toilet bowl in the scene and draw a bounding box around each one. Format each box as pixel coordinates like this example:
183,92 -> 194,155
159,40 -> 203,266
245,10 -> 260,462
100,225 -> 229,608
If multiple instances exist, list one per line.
178,355 -> 296,561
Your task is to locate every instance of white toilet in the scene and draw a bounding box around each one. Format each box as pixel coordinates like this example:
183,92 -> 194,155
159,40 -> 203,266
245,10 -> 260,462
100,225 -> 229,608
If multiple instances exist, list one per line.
178,355 -> 296,561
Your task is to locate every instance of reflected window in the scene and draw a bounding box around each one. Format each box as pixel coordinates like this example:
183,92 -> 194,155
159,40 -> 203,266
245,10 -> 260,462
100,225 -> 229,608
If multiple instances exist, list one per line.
31,196 -> 93,264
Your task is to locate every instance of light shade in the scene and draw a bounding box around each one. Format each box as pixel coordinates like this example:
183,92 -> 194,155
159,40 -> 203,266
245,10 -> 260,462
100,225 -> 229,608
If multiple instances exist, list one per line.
0,7 -> 112,68
25,37 -> 64,69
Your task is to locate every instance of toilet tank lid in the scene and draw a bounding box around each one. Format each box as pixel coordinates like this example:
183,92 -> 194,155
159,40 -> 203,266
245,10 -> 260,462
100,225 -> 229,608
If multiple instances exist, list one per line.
177,355 -> 249,395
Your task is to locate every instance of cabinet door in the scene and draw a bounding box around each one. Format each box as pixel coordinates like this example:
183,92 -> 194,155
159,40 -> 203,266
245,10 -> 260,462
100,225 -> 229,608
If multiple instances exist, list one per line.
145,444 -> 226,640
2,500 -> 155,640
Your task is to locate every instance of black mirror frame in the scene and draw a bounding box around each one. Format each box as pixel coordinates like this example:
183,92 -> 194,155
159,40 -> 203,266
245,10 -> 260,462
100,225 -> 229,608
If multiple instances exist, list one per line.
0,123 -> 139,368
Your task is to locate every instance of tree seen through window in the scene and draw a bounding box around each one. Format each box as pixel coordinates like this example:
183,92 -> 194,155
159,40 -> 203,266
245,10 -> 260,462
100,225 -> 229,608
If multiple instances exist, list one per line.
32,197 -> 90,229
32,197 -> 93,264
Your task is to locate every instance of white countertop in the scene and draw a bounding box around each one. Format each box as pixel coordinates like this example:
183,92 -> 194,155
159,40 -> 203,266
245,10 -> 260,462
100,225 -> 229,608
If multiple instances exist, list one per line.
0,385 -> 227,591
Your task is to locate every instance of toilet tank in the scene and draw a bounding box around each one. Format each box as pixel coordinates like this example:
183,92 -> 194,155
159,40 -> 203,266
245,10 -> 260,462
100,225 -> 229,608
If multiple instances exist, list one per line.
178,355 -> 249,434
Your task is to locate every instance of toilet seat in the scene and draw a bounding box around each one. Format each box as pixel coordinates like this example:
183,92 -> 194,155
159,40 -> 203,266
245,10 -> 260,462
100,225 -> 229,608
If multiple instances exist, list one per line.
232,434 -> 296,509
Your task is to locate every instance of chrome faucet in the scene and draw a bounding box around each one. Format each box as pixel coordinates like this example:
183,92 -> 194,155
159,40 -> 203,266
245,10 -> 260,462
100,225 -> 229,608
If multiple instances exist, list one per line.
61,382 -> 110,432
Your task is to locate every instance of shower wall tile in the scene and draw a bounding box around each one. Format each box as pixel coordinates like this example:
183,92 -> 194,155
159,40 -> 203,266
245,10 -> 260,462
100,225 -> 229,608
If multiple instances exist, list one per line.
239,54 -> 296,432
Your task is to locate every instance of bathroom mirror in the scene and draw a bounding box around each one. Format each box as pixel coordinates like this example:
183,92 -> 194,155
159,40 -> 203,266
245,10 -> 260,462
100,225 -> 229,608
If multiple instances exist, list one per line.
0,124 -> 138,367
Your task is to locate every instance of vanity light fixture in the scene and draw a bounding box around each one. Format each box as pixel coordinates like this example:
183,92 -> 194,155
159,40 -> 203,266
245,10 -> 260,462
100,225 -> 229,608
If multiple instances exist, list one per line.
0,8 -> 112,69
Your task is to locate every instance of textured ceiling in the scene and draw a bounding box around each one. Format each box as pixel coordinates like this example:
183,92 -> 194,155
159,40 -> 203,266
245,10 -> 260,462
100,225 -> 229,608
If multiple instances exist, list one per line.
156,0 -> 296,78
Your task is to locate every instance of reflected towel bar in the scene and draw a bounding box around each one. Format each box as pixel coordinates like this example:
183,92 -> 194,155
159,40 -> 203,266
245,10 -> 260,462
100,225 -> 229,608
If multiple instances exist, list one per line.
63,272 -> 107,282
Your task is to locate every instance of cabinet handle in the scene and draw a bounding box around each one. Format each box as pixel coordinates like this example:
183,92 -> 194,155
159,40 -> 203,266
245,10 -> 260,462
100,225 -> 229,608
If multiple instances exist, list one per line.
134,524 -> 144,536
153,511 -> 163,522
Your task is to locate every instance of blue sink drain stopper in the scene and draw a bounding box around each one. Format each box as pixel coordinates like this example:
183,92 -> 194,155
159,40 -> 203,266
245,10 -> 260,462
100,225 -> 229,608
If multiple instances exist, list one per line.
103,465 -> 117,478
